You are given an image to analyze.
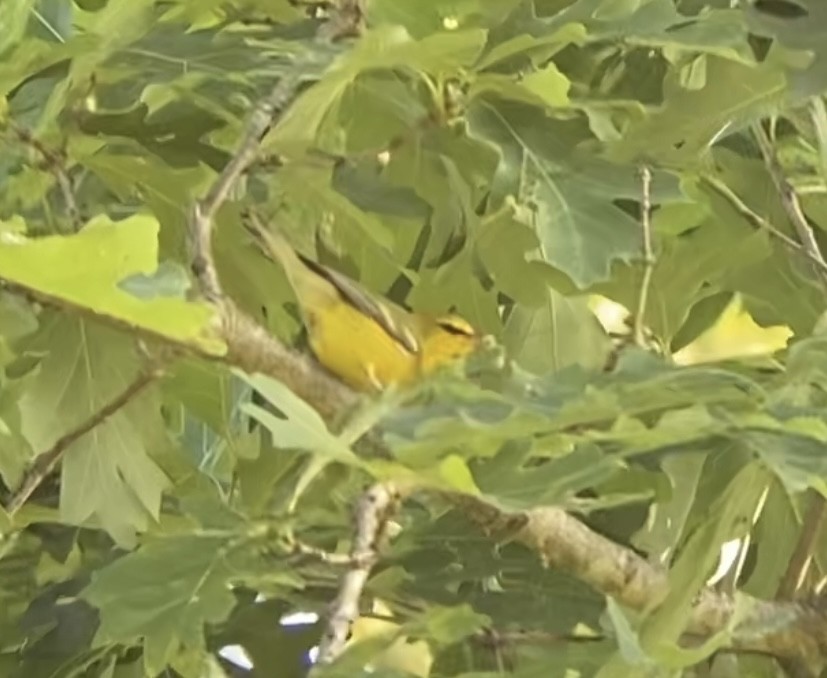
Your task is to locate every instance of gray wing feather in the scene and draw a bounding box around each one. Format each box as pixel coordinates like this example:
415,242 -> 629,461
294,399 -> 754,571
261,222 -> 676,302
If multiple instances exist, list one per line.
298,255 -> 420,355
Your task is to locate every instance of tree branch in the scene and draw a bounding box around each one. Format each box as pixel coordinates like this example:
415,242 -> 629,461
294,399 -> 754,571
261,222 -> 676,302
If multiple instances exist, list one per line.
314,483 -> 400,666
4,361 -> 163,515
452,495 -> 827,665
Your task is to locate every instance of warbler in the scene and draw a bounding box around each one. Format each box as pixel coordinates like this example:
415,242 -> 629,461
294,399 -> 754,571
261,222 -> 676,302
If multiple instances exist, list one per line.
243,215 -> 481,392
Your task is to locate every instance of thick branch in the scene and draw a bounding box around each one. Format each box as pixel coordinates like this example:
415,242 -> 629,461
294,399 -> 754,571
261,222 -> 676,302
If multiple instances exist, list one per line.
453,495 -> 827,665
220,302 -> 356,422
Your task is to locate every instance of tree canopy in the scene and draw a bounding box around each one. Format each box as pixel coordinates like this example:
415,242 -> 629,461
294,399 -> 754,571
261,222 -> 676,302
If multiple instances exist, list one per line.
2,0 -> 827,676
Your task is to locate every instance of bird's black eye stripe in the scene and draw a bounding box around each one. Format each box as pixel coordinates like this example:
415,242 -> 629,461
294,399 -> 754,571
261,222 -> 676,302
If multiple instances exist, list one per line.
437,319 -> 475,336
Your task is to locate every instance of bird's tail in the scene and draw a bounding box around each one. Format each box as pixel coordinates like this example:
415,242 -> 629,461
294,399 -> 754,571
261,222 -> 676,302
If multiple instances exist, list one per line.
241,210 -> 304,274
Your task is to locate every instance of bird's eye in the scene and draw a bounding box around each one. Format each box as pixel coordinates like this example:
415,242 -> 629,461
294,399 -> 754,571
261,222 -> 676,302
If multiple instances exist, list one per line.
437,316 -> 476,336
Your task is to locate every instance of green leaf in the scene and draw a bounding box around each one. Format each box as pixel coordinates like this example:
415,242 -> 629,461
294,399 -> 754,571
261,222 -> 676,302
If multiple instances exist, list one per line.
82,535 -> 240,675
467,99 -> 643,287
240,374 -> 363,468
0,214 -> 223,355
0,0 -> 36,59
743,480 -> 798,597
17,318 -> 171,544
402,604 -> 488,645
118,261 -> 191,299
610,57 -> 787,164
369,0 -> 523,39
520,62 -> 571,107
264,26 -> 486,152
269,164 -> 402,292
472,442 -> 622,511
594,0 -> 645,21
740,421 -> 827,495
475,203 -> 546,306
503,288 -> 612,375
604,597 -> 649,669
640,462 -> 769,661
71,0 -> 156,78
632,452 -> 706,559
476,21 -> 587,70
743,1 -> 827,96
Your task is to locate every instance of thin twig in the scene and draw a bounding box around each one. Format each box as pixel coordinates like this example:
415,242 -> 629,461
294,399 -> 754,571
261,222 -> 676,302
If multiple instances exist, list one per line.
634,165 -> 655,348
753,122 -> 827,291
778,494 -> 827,600
699,174 -> 827,275
4,363 -> 164,515
315,483 -> 399,666
753,122 -> 827,612
7,123 -> 82,230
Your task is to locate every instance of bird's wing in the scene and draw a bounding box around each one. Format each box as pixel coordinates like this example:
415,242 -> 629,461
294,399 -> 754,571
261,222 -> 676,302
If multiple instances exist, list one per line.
298,255 -> 420,355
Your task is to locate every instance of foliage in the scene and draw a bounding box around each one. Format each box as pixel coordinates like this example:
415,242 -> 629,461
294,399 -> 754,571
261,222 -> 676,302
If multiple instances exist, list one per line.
2,0 -> 827,676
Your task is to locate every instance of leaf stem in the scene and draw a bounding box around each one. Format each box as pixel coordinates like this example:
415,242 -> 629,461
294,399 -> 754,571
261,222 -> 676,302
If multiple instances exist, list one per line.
634,164 -> 655,348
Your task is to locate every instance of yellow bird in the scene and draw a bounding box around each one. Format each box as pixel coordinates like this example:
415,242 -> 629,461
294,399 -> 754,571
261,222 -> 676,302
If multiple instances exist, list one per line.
243,215 -> 481,392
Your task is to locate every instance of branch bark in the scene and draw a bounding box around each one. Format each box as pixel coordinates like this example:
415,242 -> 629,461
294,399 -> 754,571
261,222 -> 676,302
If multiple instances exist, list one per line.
452,494 -> 827,668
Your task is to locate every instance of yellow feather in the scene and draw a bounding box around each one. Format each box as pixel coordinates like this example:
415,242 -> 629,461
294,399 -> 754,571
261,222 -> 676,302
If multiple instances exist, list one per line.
244,216 -> 480,391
